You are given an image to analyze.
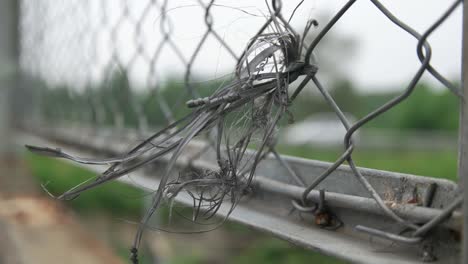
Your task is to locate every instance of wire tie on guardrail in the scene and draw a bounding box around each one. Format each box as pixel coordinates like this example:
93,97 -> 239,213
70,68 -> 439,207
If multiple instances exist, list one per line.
290,189 -> 342,230
314,189 -> 343,230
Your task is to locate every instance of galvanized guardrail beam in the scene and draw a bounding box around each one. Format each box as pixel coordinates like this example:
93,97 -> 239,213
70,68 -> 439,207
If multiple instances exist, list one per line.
20,125 -> 461,264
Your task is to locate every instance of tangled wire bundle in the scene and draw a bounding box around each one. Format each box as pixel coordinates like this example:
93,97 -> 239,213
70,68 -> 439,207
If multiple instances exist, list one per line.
27,2 -> 316,261
26,0 -> 464,263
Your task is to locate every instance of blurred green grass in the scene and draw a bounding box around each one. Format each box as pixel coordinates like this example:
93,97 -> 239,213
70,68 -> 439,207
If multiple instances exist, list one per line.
25,145 -> 457,264
278,145 -> 458,182
25,152 -> 145,218
230,238 -> 344,264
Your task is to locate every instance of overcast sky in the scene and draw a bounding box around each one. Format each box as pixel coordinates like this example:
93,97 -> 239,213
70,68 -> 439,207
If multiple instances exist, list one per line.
312,0 -> 463,92
195,0 -> 463,92
24,0 -> 463,93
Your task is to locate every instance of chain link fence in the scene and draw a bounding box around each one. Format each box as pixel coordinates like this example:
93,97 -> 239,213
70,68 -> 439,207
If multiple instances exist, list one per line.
19,0 -> 464,263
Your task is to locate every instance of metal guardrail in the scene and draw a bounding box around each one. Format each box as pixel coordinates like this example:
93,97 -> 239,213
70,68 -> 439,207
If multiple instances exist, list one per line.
20,124 -> 462,263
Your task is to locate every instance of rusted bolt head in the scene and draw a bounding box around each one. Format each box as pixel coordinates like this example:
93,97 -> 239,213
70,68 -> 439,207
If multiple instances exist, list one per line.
315,212 -> 331,227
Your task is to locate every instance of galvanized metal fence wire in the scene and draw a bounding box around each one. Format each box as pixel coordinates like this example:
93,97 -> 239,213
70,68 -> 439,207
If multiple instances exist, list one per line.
19,0 -> 464,263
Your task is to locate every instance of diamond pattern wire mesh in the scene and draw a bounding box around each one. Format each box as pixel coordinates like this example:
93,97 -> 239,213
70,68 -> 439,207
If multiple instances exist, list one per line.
19,0 -> 464,263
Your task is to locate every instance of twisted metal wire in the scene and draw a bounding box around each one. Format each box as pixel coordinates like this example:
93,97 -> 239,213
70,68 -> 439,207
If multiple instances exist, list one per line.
19,0 -> 463,262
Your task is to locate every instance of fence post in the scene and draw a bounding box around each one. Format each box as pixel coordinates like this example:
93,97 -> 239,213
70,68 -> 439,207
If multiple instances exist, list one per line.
0,0 -> 18,151
0,0 -> 34,194
461,2 -> 468,263
0,1 -> 22,262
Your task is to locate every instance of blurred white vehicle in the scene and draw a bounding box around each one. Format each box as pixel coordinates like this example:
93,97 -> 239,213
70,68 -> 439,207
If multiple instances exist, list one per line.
282,113 -> 359,147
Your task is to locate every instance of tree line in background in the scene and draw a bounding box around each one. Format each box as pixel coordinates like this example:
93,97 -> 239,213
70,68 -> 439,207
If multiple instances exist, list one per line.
293,78 -> 460,132
32,70 -> 460,132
